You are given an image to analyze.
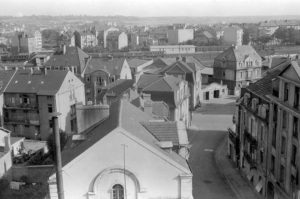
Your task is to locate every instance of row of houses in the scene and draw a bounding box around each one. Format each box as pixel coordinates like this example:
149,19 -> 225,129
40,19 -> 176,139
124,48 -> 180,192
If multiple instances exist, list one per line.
228,59 -> 300,199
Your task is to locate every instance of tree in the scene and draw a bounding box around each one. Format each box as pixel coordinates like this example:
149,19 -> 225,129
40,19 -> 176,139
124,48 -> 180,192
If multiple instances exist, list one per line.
47,130 -> 68,161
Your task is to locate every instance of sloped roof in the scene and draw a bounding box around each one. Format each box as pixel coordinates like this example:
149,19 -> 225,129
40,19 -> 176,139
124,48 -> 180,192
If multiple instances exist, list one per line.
0,70 -> 16,93
215,45 -> 261,62
160,61 -> 195,74
5,69 -> 68,95
136,74 -> 164,90
143,75 -> 181,92
141,121 -> 179,146
270,57 -> 290,69
98,79 -> 134,100
85,58 -> 126,75
61,99 -> 190,172
127,58 -> 152,69
44,46 -> 89,72
247,61 -> 290,100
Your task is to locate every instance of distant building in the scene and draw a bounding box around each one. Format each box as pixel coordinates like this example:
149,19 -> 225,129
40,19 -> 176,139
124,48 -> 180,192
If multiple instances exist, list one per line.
213,45 -> 262,95
3,69 -> 85,140
103,27 -> 119,48
167,29 -> 194,44
223,26 -> 243,46
11,31 -> 42,55
84,58 -> 132,104
137,74 -> 191,127
159,58 -> 204,109
70,28 -> 98,49
106,31 -> 128,51
150,45 -> 196,54
48,99 -> 193,199
0,128 -> 13,178
44,46 -> 91,77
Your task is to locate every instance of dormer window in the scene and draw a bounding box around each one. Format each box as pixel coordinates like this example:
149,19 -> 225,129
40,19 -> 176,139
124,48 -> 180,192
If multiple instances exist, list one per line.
251,98 -> 258,112
284,82 -> 289,102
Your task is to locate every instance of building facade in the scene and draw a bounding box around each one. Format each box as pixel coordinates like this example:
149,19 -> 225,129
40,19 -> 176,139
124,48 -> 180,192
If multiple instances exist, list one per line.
230,61 -> 300,199
223,26 -> 243,46
213,45 -> 262,95
167,29 -> 194,44
149,45 -> 196,54
71,29 -> 98,49
3,69 -> 85,140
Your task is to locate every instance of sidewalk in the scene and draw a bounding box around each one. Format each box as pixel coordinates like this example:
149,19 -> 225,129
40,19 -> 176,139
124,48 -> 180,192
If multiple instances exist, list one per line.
215,137 -> 262,199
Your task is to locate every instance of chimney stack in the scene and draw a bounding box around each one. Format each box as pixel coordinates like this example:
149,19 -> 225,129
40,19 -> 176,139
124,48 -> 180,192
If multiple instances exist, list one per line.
4,135 -> 11,152
63,45 -> 66,55
30,67 -> 34,74
142,93 -> 152,115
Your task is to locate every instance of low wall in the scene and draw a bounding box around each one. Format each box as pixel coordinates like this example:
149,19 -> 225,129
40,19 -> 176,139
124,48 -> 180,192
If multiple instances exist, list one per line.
11,165 -> 54,183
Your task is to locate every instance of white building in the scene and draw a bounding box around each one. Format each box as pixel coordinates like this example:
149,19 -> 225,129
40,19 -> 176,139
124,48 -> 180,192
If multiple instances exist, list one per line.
223,26 -> 243,46
168,29 -> 194,44
150,45 -> 196,54
48,99 -> 193,199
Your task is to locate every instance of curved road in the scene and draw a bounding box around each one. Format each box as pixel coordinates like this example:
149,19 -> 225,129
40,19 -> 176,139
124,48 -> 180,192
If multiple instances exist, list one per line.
188,99 -> 237,199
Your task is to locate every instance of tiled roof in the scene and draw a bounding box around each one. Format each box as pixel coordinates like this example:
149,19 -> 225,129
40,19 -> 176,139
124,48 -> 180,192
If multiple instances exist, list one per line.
143,75 -> 181,92
44,47 -> 89,70
127,58 -> 152,69
98,79 -> 134,101
247,61 -> 290,100
5,69 -> 68,95
0,70 -> 17,93
61,99 -> 190,172
141,121 -> 179,146
136,74 -> 163,90
85,58 -> 126,76
215,45 -> 261,62
270,57 -> 290,69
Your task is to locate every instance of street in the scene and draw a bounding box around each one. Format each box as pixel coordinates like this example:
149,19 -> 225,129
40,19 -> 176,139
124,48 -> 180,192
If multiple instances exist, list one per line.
188,97 -> 237,199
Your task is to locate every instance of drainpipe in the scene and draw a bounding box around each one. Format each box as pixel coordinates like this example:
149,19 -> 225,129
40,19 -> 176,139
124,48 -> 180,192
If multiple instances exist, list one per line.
50,112 -> 64,199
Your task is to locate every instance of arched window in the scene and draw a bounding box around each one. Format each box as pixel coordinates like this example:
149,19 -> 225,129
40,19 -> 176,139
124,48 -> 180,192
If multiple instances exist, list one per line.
112,184 -> 124,199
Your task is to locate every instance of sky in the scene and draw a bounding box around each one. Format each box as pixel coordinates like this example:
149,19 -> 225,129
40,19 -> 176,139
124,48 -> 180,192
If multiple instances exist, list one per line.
1,0 -> 300,17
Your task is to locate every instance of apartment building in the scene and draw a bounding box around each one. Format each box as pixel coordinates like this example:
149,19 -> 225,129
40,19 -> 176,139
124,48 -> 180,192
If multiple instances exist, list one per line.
137,74 -> 191,127
213,45 -> 262,95
230,60 -> 300,199
223,26 -> 243,46
11,31 -> 42,55
106,31 -> 128,51
167,29 -> 194,44
70,29 -> 98,49
3,69 -> 85,140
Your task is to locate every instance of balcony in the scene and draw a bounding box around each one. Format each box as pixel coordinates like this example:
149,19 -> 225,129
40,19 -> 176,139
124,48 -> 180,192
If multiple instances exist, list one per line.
3,103 -> 38,110
244,129 -> 258,149
243,150 -> 257,169
4,118 -> 40,126
228,128 -> 238,145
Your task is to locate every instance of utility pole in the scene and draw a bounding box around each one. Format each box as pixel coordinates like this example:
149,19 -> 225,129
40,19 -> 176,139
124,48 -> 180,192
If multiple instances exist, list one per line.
122,144 -> 128,199
50,112 -> 64,199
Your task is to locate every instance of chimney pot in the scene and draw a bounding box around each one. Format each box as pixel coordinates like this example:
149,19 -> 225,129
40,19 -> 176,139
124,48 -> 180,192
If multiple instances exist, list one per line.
4,135 -> 11,152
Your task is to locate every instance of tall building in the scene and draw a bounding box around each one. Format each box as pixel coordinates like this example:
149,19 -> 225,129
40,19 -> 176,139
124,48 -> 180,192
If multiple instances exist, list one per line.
213,45 -> 262,95
106,31 -> 128,51
167,29 -> 194,44
223,26 -> 243,46
229,60 -> 300,199
3,69 -> 85,140
70,28 -> 98,49
11,31 -> 42,55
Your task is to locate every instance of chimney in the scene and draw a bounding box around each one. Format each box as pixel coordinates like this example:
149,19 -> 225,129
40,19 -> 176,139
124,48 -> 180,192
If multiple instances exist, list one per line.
142,93 -> 152,115
30,67 -> 34,74
4,135 -> 11,152
63,45 -> 66,55
4,66 -> 8,70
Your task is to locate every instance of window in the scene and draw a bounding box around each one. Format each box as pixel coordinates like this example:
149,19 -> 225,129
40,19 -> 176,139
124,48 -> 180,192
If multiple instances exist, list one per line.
271,155 -> 275,175
48,104 -> 53,113
86,76 -> 90,82
272,128 -> 277,148
280,165 -> 285,183
11,97 -> 15,104
281,136 -> 286,156
282,110 -> 288,130
291,145 -> 297,166
293,117 -> 299,138
284,82 -> 289,102
112,184 -> 124,199
294,87 -> 299,109
49,119 -> 53,129
22,95 -> 30,104
260,150 -> 264,164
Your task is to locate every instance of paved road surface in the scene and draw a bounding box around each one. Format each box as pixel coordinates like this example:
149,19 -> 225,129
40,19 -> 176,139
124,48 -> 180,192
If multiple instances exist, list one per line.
188,97 -> 237,199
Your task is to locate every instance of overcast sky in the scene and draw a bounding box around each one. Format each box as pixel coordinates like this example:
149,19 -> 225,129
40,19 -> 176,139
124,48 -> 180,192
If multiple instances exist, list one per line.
1,0 -> 300,17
